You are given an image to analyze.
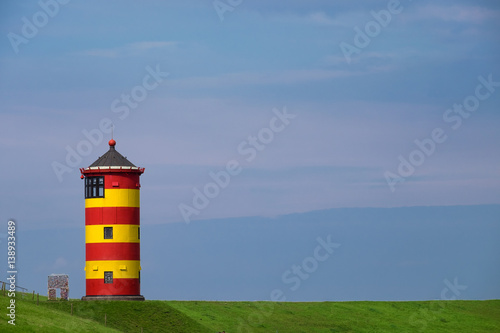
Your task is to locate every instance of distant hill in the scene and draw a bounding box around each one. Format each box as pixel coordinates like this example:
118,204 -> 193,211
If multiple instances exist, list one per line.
8,204 -> 500,301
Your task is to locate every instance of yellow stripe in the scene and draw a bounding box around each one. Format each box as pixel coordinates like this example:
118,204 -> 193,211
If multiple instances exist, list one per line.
85,260 -> 141,279
86,225 -> 140,243
85,189 -> 140,208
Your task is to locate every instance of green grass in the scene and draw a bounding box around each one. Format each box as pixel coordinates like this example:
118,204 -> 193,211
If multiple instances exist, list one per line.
0,292 -> 120,333
166,300 -> 500,333
1,292 -> 499,332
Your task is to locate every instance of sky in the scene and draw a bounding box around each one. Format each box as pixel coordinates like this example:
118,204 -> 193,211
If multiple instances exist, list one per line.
0,0 -> 499,302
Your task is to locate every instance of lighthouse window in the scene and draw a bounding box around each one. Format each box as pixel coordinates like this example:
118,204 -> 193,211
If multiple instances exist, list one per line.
104,271 -> 113,284
85,176 -> 105,198
104,227 -> 113,239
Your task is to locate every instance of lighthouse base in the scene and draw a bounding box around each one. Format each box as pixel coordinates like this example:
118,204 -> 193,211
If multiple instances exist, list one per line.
81,295 -> 145,301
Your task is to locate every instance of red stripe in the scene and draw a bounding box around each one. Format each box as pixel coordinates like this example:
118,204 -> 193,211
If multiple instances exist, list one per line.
86,243 -> 140,261
86,278 -> 140,296
85,207 -> 140,225
104,174 -> 140,189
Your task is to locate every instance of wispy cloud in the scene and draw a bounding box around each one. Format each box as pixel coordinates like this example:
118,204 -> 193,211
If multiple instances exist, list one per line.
52,257 -> 68,270
410,5 -> 500,23
81,49 -> 118,58
271,11 -> 362,28
173,67 -> 392,89
127,41 -> 177,50
306,11 -> 337,25
323,51 -> 399,68
77,41 -> 178,58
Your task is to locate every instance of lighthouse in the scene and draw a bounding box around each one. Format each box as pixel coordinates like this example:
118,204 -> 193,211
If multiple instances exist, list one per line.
80,139 -> 145,301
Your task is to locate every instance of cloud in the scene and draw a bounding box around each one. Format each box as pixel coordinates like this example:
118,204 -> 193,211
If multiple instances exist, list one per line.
77,41 -> 178,58
127,41 -> 178,50
52,257 -> 68,270
172,67 -> 390,89
80,49 -> 118,58
410,5 -> 500,23
271,10 -> 364,28
323,51 -> 400,69
306,11 -> 337,25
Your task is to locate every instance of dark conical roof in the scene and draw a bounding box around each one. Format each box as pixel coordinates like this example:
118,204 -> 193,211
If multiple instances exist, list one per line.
88,140 -> 137,167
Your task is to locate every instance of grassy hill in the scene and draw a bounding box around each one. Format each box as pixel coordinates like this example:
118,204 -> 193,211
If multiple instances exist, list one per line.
1,292 -> 499,332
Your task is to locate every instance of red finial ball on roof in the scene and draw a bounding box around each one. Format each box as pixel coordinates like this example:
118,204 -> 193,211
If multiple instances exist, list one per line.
109,139 -> 116,147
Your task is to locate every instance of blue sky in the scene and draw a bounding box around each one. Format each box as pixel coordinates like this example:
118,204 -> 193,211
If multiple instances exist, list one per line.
0,0 -> 499,301
0,0 -> 499,227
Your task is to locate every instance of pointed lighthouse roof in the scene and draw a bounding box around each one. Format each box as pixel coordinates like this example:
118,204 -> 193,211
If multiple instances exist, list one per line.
80,139 -> 144,175
89,139 -> 136,167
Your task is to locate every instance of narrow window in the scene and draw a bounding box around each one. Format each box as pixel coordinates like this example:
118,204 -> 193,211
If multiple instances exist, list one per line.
85,176 -> 105,198
104,271 -> 113,284
138,227 -> 140,240
104,227 -> 113,239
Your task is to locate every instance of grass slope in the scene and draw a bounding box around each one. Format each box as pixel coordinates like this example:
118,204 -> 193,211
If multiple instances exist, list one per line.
167,300 -> 500,333
0,293 -> 121,333
1,293 -> 499,332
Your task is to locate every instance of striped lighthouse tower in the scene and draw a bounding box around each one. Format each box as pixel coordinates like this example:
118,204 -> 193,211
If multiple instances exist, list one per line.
80,139 -> 145,301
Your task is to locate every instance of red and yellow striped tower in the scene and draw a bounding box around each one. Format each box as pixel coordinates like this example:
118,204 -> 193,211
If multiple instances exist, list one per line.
80,139 -> 145,301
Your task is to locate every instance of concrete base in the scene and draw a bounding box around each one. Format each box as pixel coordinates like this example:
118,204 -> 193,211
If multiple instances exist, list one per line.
81,295 -> 145,301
